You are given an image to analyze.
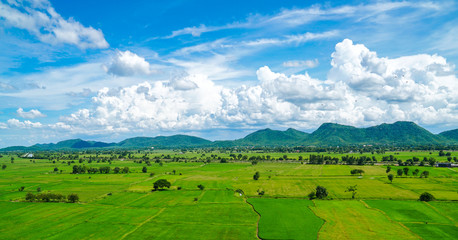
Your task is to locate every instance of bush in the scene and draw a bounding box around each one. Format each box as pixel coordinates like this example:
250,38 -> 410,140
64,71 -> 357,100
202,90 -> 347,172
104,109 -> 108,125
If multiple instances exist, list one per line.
253,171 -> 260,180
308,191 -> 316,200
197,184 -> 205,190
419,192 -> 435,202
315,186 -> 328,199
68,193 -> 79,203
153,179 -> 171,190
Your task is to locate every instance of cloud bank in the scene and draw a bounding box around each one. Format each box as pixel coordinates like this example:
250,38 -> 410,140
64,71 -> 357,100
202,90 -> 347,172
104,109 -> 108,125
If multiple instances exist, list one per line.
25,39 -> 453,135
0,0 -> 108,49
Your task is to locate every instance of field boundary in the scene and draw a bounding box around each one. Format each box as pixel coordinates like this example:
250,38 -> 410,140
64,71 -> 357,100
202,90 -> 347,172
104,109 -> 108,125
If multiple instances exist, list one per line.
119,208 -> 165,240
245,198 -> 261,240
309,200 -> 326,240
360,200 -> 423,240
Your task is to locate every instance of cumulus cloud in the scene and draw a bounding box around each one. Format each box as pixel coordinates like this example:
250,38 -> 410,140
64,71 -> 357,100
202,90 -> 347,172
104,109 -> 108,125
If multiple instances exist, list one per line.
7,118 -> 42,128
0,0 -> 108,49
105,50 -> 154,76
17,38 -> 458,135
283,59 -> 319,68
17,107 -> 46,119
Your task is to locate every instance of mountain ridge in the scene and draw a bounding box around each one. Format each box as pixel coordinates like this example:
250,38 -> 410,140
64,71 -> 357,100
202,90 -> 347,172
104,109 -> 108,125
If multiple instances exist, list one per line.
2,121 -> 457,151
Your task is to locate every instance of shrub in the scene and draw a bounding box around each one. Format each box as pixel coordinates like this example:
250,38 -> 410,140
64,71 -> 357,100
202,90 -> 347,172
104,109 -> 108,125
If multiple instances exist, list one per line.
419,192 -> 435,202
315,186 -> 328,199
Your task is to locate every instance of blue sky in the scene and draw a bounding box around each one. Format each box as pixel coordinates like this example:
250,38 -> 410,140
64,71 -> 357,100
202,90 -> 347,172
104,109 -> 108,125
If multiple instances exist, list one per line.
0,0 -> 457,147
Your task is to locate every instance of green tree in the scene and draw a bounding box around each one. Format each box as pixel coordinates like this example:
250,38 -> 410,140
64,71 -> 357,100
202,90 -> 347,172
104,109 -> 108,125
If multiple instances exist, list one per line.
113,167 -> 120,174
253,171 -> 260,180
345,185 -> 358,199
308,191 -> 316,200
350,169 -> 365,176
142,166 -> 147,173
403,167 -> 409,176
2,164 -> 6,170
412,169 -> 420,176
122,167 -> 129,173
420,171 -> 430,178
153,179 -> 171,191
419,192 -> 435,202
197,184 -> 205,190
25,192 -> 35,201
387,174 -> 394,183
68,193 -> 79,203
315,186 -> 328,199
386,166 -> 391,173
397,169 -> 403,177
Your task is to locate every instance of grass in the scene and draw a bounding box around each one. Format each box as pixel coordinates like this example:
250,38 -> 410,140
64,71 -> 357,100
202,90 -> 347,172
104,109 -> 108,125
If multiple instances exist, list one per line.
311,200 -> 418,240
365,200 -> 458,240
248,198 -> 323,240
0,153 -> 456,239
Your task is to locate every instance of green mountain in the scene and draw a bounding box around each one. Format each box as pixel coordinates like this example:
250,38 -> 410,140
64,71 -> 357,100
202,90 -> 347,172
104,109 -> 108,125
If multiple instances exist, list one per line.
1,121 -> 457,151
117,135 -> 212,148
233,128 -> 309,146
439,129 -> 458,142
308,121 -> 446,145
309,123 -> 366,145
31,139 -> 115,150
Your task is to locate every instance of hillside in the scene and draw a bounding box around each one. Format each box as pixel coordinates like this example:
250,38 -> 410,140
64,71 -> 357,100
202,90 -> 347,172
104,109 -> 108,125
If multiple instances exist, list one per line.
2,121 -> 457,151
439,129 -> 458,142
233,128 -> 309,146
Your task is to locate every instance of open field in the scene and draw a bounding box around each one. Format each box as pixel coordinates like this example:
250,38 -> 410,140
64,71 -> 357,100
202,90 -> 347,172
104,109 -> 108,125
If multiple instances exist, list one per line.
0,152 -> 457,239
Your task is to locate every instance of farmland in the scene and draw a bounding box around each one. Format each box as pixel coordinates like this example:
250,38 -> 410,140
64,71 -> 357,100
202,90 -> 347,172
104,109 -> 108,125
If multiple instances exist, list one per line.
0,151 -> 457,239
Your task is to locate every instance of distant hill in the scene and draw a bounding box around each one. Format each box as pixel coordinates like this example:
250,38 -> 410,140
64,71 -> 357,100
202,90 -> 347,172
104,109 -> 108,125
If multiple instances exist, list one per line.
1,121 -> 457,151
232,128 -> 309,146
117,135 -> 212,148
439,129 -> 458,142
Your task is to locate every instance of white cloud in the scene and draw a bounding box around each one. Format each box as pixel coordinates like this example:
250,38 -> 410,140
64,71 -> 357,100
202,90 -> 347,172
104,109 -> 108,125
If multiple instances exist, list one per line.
165,1 -> 446,38
172,31 -> 338,56
17,107 -> 46,119
7,118 -> 42,128
105,50 -> 154,76
5,39 -> 457,137
0,0 -> 108,49
283,59 -> 319,68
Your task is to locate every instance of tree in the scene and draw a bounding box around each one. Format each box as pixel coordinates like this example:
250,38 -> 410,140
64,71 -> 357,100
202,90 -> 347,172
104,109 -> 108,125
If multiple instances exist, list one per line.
153,179 -> 171,191
315,186 -> 328,199
345,185 -> 358,199
18,186 -> 25,192
142,166 -> 147,173
386,166 -> 391,173
53,167 -> 59,172
2,164 -> 6,170
253,171 -> 260,180
420,171 -> 430,178
68,193 -> 79,203
197,184 -> 205,190
413,169 -> 420,176
397,169 -> 403,177
122,167 -> 129,173
308,191 -> 316,200
419,192 -> 435,202
403,167 -> 409,176
25,192 -> 35,201
113,167 -> 120,174
350,169 -> 365,176
388,174 -> 394,183
36,187 -> 41,192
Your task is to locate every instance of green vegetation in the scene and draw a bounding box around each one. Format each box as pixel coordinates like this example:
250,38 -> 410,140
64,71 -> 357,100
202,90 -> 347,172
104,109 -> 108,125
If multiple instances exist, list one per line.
248,198 -> 323,240
3,121 -> 458,151
0,150 -> 456,239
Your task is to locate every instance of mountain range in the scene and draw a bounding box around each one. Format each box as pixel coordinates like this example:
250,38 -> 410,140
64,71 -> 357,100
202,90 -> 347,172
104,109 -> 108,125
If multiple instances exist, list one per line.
2,121 -> 457,151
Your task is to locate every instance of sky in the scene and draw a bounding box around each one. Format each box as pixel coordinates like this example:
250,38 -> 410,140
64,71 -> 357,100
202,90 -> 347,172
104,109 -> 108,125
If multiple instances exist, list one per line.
0,0 -> 457,147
